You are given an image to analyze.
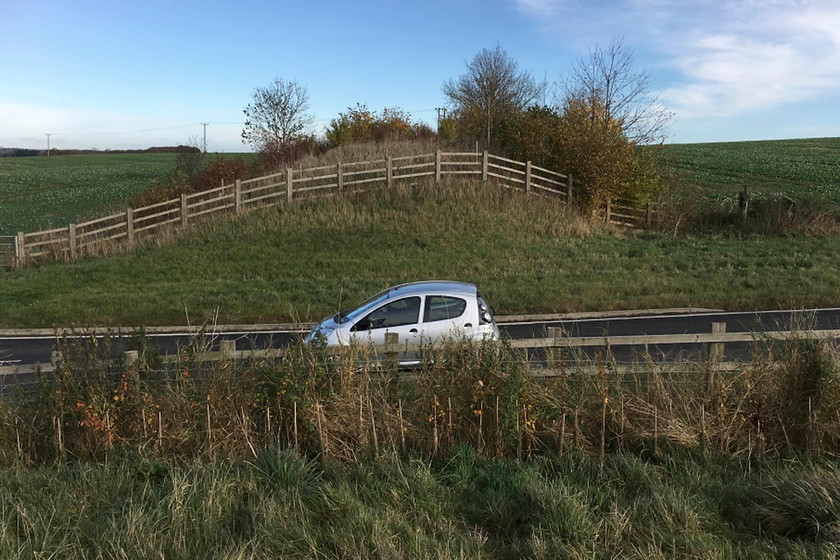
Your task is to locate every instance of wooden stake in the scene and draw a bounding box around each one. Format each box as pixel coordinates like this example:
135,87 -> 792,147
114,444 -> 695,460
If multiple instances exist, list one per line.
433,399 -> 439,456
158,410 -> 163,448
654,406 -> 659,455
317,404 -> 327,459
398,399 -> 405,451
206,402 -> 212,446
448,397 -> 453,444
477,401 -> 484,454
369,397 -> 379,455
600,395 -> 607,466
294,402 -> 299,453
142,407 -> 147,440
559,412 -> 566,458
266,407 -> 271,437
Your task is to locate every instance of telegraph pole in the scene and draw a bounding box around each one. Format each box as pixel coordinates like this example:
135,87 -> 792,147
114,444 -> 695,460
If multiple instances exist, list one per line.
45,133 -> 51,156
201,122 -> 208,153
435,108 -> 447,136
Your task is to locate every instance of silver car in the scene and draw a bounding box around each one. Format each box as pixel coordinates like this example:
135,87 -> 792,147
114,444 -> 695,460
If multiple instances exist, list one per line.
304,281 -> 500,353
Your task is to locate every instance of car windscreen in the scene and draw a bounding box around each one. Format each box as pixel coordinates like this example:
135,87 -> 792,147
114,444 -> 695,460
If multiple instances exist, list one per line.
337,289 -> 392,324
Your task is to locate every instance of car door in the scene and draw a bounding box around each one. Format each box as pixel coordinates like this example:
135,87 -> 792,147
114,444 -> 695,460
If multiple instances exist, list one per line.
420,294 -> 470,342
350,296 -> 423,350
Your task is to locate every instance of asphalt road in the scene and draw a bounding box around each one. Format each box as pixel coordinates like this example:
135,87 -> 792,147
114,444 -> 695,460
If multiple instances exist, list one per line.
3,307 -> 840,371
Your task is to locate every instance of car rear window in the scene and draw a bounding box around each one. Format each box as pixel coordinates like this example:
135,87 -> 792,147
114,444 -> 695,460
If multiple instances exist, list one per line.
424,296 -> 467,322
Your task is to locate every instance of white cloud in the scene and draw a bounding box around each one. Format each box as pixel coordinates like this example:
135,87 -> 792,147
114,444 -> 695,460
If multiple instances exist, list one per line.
516,0 -> 840,121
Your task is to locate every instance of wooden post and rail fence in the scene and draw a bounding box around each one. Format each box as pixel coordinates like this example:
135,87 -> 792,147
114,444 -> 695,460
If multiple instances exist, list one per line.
5,321 -> 838,378
3,151 -> 659,269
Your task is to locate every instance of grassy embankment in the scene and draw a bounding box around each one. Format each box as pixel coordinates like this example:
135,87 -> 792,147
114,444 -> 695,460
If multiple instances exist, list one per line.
0,138 -> 839,327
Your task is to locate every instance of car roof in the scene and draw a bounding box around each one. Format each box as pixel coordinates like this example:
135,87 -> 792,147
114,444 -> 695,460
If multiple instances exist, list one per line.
384,281 -> 477,298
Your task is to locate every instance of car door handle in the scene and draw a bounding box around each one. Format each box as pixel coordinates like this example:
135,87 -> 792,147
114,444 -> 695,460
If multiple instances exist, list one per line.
409,328 -> 418,334
464,323 -> 472,328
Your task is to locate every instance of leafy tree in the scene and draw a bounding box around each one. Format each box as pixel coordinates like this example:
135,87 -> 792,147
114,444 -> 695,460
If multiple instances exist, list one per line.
556,96 -> 635,209
442,45 -> 545,148
325,104 -> 423,147
562,37 -> 672,145
242,78 -> 313,152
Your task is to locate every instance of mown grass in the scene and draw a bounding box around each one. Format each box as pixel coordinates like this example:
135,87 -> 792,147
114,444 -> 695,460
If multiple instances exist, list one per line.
2,449 -> 839,559
1,180 -> 840,327
658,137 -> 840,203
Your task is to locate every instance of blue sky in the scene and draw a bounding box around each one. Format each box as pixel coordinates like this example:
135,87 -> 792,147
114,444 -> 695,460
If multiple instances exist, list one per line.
2,0 -> 839,152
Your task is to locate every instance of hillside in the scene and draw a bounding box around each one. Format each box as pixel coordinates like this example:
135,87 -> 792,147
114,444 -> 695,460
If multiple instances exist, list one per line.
1,179 -> 840,327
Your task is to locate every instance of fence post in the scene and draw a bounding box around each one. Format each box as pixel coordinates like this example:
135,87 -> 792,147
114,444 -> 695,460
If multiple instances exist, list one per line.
235,180 -> 242,214
68,224 -> 77,260
708,322 -> 727,364
14,231 -> 25,268
220,339 -> 236,361
337,163 -> 344,194
125,207 -> 135,247
180,193 -> 189,227
605,200 -> 611,223
482,150 -> 489,182
567,172 -> 574,208
435,150 -> 442,183
386,156 -> 393,189
708,322 -> 727,390
384,332 -> 399,374
525,160 -> 532,193
287,168 -> 294,202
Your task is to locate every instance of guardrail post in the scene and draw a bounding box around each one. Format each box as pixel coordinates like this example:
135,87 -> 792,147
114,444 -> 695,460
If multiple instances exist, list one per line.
482,150 -> 489,182
14,231 -> 25,268
435,151 -> 442,183
547,326 -> 563,368
384,332 -> 399,373
707,322 -> 727,389
287,168 -> 294,202
220,339 -> 236,362
68,223 -> 77,260
708,322 -> 727,364
234,179 -> 242,214
180,193 -> 189,227
525,160 -> 532,193
386,156 -> 393,189
337,163 -> 344,194
126,207 -> 135,247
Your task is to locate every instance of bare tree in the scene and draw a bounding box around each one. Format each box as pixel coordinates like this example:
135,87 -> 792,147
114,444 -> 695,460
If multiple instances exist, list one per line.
442,45 -> 545,147
242,78 -> 313,152
562,38 -> 672,145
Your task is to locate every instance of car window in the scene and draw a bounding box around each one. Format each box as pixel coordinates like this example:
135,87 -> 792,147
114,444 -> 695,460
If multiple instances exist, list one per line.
424,296 -> 467,323
352,297 -> 421,331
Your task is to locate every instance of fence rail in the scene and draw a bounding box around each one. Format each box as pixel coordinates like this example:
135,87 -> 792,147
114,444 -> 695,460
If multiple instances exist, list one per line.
3,321 -> 834,377
7,151 -> 656,269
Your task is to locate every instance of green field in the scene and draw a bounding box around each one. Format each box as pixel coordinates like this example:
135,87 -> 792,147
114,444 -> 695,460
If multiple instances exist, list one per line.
0,153 -> 183,235
1,181 -> 839,327
658,137 -> 840,203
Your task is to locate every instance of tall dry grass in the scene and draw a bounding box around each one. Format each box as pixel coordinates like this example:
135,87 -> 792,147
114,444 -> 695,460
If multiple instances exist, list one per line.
2,330 -> 840,467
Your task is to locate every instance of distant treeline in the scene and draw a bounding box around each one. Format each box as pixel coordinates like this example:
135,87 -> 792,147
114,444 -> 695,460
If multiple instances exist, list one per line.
0,146 -> 201,157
